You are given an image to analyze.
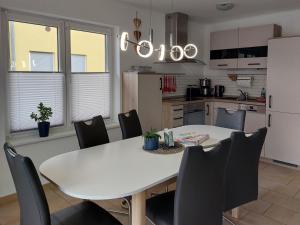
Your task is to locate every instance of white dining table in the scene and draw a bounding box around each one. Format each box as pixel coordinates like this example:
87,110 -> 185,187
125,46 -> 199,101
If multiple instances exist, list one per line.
40,125 -> 236,225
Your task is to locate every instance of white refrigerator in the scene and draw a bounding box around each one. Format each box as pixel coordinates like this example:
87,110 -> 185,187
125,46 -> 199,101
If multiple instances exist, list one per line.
266,37 -> 300,166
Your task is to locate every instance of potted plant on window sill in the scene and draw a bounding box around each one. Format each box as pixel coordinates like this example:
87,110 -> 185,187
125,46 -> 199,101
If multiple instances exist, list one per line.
30,102 -> 53,138
143,129 -> 161,151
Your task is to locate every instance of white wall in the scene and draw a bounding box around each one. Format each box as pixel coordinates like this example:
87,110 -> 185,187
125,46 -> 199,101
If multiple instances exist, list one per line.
202,9 -> 300,97
0,0 -> 205,197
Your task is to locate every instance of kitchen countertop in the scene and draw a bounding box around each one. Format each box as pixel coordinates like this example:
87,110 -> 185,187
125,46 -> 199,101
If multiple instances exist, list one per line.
162,96 -> 266,106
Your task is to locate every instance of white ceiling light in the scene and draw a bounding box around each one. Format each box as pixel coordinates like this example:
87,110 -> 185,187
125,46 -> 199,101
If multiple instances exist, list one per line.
170,45 -> 184,61
184,44 -> 198,59
216,2 -> 235,11
158,44 -> 166,61
137,40 -> 154,58
120,32 -> 129,51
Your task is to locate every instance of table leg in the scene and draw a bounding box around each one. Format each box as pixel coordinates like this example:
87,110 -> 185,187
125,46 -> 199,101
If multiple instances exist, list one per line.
232,207 -> 239,218
131,191 -> 146,225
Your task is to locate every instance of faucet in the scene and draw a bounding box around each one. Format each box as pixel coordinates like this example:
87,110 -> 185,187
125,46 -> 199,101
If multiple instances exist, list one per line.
238,89 -> 248,101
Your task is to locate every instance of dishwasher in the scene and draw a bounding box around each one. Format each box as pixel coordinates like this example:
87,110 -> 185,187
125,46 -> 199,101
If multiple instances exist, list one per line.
183,102 -> 205,125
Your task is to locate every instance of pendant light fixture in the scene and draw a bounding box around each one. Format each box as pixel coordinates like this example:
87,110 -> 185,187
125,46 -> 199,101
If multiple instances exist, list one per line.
120,0 -> 199,62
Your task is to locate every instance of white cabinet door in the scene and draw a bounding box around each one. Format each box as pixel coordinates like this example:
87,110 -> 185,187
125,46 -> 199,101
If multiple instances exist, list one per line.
267,37 -> 300,114
209,59 -> 238,70
210,29 -> 238,50
138,75 -> 162,132
244,111 -> 266,157
265,111 -> 300,166
239,24 -> 280,48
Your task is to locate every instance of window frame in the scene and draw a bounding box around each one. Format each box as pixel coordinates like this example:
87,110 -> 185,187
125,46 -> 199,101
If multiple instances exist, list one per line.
2,9 -> 117,138
65,21 -> 114,126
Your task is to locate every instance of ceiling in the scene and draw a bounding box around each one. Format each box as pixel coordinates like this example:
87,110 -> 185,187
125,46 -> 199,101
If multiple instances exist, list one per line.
115,0 -> 300,23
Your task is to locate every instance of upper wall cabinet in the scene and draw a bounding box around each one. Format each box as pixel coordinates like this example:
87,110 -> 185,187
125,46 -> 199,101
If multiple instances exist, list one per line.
209,24 -> 282,70
211,29 -> 238,50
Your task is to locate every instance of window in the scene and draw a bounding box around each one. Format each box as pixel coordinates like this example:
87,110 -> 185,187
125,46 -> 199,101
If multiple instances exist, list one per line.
7,19 -> 64,132
69,28 -> 111,122
4,11 -> 114,134
30,51 -> 54,71
9,21 -> 59,72
71,54 -> 86,72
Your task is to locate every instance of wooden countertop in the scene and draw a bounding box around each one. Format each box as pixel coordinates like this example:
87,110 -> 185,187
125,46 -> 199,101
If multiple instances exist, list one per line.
162,97 -> 266,106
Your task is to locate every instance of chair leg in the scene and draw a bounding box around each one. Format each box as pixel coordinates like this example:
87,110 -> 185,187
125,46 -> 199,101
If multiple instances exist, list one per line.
223,215 -> 237,225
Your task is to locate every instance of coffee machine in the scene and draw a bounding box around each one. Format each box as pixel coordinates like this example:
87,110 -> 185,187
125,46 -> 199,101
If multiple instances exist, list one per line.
200,78 -> 212,97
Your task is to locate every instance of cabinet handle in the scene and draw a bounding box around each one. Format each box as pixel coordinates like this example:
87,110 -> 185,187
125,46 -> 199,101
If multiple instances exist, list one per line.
217,64 -> 228,67
160,77 -> 162,90
173,117 -> 183,120
248,63 -> 261,66
206,104 -> 209,116
173,109 -> 183,112
269,95 -> 272,109
268,114 -> 272,127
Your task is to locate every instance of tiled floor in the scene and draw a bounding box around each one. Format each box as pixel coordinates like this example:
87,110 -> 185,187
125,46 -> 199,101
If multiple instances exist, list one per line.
1,161 -> 300,225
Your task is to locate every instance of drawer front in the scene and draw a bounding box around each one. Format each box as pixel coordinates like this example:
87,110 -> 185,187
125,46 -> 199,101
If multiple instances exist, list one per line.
238,57 -> 267,69
171,105 -> 184,118
209,59 -> 238,69
172,117 -> 184,128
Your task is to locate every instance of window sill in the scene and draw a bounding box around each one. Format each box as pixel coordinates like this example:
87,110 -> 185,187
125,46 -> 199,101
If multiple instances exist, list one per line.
7,122 -> 120,147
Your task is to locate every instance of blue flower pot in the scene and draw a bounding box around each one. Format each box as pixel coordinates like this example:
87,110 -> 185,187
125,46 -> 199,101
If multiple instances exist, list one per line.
144,137 -> 159,150
38,122 -> 50,137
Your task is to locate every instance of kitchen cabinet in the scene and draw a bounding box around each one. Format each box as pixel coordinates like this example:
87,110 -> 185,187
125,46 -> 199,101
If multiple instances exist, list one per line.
244,111 -> 266,157
210,29 -> 238,50
162,104 -> 184,128
210,24 -> 281,70
213,102 -> 239,125
209,59 -> 238,70
265,112 -> 300,166
267,37 -> 300,114
123,72 -> 162,132
238,24 -> 281,48
204,102 -> 213,125
265,37 -> 300,166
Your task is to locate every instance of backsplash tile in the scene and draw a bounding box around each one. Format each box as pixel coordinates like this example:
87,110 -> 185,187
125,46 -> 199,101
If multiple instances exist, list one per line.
162,74 -> 202,97
206,73 -> 266,97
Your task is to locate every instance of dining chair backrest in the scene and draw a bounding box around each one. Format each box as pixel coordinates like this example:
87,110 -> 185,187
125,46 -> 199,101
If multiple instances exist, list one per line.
74,115 -> 110,149
3,143 -> 51,225
215,108 -> 246,131
224,127 -> 267,211
118,109 -> 143,139
174,138 -> 231,225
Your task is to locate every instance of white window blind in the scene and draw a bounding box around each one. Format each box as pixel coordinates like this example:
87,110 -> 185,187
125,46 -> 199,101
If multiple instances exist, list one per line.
71,73 -> 110,122
8,73 -> 64,132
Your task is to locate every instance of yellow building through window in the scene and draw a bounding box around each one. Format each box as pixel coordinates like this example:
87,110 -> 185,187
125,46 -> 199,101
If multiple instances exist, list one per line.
9,21 -> 107,72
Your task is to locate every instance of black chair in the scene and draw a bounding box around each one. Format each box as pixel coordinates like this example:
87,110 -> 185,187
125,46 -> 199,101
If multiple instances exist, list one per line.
223,128 -> 267,224
215,108 -> 246,131
3,143 -> 122,225
74,115 -> 109,149
118,110 -> 143,139
146,138 -> 232,225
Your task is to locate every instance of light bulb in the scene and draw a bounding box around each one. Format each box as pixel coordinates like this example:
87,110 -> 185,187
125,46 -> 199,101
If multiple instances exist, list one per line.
184,44 -> 198,59
158,44 -> 166,61
120,32 -> 129,51
170,45 -> 184,61
137,40 -> 154,58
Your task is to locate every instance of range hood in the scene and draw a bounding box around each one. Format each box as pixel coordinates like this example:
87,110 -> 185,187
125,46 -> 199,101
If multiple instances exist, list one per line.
156,12 -> 206,65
